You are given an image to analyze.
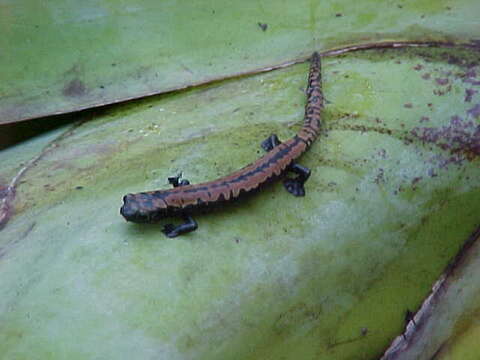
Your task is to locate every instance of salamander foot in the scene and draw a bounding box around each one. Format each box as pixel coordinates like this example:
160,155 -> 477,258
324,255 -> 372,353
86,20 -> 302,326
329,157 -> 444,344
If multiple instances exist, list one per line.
283,179 -> 305,197
168,173 -> 190,187
162,215 -> 198,238
283,163 -> 311,197
261,134 -> 281,152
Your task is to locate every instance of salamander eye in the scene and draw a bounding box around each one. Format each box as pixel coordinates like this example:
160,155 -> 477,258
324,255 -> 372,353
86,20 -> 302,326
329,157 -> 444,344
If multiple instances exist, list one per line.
123,194 -> 134,203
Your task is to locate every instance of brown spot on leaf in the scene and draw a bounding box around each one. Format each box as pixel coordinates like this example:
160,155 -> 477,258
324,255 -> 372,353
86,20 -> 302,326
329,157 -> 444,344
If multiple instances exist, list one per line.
465,89 -> 477,103
467,104 -> 480,119
463,68 -> 480,86
435,78 -> 449,86
410,115 -> 480,162
63,79 -> 86,97
404,103 -> 413,108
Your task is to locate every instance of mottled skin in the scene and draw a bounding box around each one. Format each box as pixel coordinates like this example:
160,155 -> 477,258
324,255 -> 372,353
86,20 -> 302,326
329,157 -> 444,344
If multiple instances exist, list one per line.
121,52 -> 323,236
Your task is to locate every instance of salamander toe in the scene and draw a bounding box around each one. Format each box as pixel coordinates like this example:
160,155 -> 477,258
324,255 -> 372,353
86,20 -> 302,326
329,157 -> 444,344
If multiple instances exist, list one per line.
283,179 -> 306,197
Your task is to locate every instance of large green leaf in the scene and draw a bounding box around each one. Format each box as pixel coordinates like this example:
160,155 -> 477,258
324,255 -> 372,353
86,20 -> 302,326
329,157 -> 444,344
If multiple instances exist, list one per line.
1,0 -> 479,123
1,46 -> 479,359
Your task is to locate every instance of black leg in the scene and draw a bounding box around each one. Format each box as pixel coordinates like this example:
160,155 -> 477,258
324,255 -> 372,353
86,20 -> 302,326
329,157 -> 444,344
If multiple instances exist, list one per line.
283,163 -> 311,197
164,175 -> 196,237
168,173 -> 190,187
261,134 -> 281,152
162,215 -> 198,238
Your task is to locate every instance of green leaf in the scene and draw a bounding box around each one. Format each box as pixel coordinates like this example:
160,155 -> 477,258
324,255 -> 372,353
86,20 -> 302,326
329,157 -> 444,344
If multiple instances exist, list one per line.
1,0 -> 479,123
1,46 -> 479,359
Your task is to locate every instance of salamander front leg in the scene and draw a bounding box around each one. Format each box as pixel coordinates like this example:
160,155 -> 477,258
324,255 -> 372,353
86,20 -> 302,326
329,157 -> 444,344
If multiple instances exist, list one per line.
261,134 -> 281,152
163,174 -> 197,237
283,163 -> 311,197
168,173 -> 190,187
162,214 -> 198,238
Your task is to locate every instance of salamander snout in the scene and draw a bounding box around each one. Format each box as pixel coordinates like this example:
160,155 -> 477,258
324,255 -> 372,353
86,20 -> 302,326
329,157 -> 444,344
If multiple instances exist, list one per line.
120,194 -> 143,222
120,192 -> 170,223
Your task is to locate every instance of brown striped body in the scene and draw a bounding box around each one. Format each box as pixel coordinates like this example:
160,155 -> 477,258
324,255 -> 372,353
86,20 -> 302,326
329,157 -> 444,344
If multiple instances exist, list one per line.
120,52 -> 323,223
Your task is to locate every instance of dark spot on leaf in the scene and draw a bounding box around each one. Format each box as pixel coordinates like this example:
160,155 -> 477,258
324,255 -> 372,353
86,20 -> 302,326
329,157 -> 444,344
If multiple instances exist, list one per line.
435,78 -> 449,86
404,103 -> 413,108
412,177 -> 422,185
257,22 -> 268,31
469,40 -> 480,50
465,89 -> 477,103
444,54 -> 462,66
463,68 -> 476,79
465,79 -> 480,86
420,116 -> 430,123
63,79 -> 86,97
463,69 -> 480,86
421,73 -> 431,80
374,168 -> 385,184
409,115 -> 480,162
428,168 -> 438,177
335,13 -> 342,17
467,104 -> 480,119
433,84 -> 452,96
413,64 -> 423,71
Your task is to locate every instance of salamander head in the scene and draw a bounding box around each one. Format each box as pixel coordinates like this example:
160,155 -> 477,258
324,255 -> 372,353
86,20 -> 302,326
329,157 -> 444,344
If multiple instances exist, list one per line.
120,193 -> 169,223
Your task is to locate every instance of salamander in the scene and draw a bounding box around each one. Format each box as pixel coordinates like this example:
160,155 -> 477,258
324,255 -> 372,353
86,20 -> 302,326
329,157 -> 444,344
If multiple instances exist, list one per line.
120,52 -> 324,237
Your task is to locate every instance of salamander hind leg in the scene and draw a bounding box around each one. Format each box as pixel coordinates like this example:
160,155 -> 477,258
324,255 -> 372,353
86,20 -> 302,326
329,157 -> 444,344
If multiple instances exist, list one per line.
283,163 -> 311,197
162,214 -> 198,238
261,134 -> 281,152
